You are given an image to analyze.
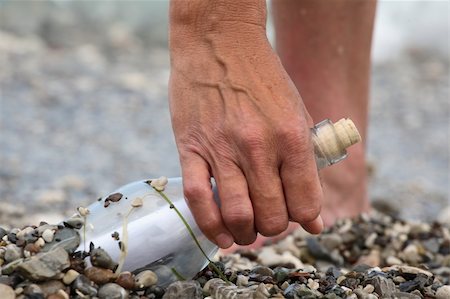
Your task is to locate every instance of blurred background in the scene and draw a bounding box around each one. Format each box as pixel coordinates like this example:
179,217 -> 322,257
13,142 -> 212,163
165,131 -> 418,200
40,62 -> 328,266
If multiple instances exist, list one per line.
0,0 -> 448,227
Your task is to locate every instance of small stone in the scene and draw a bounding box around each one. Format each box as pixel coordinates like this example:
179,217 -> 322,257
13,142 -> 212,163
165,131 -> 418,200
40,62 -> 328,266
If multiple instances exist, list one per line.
394,276 -> 407,283
392,292 -> 422,299
0,258 -> 24,275
369,275 -> 396,298
321,234 -> 343,251
356,249 -> 381,267
90,246 -> 118,270
236,274 -> 249,286
251,266 -> 274,277
135,270 -> 158,288
254,283 -> 270,298
73,275 -> 98,297
0,227 -> 7,239
35,237 -> 45,248
42,229 -> 55,243
364,284 -> 375,293
63,269 -> 80,285
16,227 -> 35,241
38,279 -> 65,297
4,244 -> 22,262
48,289 -> 70,299
386,256 -> 403,266
307,278 -> 320,290
163,280 -> 202,299
402,244 -> 421,264
436,285 -> 450,299
42,227 -> 80,253
382,265 -> 433,277
24,243 -> 41,254
23,284 -> 44,297
64,216 -> 84,229
85,266 -> 115,284
115,271 -> 135,289
0,283 -> 15,299
98,283 -> 128,299
16,247 -> 70,281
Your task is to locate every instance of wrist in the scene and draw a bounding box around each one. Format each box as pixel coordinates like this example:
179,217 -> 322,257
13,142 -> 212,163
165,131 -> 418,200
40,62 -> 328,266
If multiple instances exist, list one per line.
170,0 -> 268,52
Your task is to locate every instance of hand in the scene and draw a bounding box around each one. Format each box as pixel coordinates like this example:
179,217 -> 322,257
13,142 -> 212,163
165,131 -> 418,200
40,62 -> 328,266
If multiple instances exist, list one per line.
169,0 -> 323,248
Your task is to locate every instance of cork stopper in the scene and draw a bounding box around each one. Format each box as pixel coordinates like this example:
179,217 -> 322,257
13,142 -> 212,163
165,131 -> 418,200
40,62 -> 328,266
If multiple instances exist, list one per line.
333,118 -> 361,149
312,118 -> 361,168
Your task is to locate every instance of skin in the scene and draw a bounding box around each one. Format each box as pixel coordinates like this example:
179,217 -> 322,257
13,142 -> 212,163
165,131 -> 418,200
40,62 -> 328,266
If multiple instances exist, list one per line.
169,0 -> 376,249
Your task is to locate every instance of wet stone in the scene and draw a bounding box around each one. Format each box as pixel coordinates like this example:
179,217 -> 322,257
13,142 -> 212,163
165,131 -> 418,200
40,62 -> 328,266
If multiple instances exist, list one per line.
0,283 -> 15,299
16,247 -> 70,281
72,274 -> 98,297
135,270 -> 158,288
0,227 -> 7,239
436,285 -> 450,299
64,216 -> 84,229
369,275 -> 396,298
4,244 -> 22,262
115,271 -> 135,289
42,227 -> 80,254
98,283 -> 128,299
162,280 -> 202,299
38,279 -> 65,297
84,266 -> 115,284
90,246 -> 118,270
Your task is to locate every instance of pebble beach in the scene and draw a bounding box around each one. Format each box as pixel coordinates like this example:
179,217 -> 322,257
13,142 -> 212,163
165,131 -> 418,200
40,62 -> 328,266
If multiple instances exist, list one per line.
0,1 -> 449,298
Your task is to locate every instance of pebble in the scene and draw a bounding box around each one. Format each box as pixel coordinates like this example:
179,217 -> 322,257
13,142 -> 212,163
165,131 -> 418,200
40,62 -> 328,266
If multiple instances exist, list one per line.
84,266 -> 115,284
115,271 -> 136,289
163,280 -> 202,299
436,285 -> 450,299
90,246 -> 118,270
62,269 -> 80,285
4,244 -> 22,262
42,227 -> 80,253
0,283 -> 15,299
16,247 -> 70,281
42,229 -> 55,243
98,283 -> 128,299
73,275 -> 98,297
236,274 -> 249,287
135,270 -> 158,288
38,279 -> 65,297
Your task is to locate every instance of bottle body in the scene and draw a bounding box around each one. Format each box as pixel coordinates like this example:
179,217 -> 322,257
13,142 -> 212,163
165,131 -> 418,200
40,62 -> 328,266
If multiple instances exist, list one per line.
80,178 -> 218,287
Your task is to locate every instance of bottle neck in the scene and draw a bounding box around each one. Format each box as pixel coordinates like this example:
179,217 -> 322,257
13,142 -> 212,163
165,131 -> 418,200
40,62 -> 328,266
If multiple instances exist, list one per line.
311,119 -> 360,169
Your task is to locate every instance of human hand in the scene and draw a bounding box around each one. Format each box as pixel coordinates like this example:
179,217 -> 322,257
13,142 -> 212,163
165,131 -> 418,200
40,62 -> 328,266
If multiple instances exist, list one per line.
169,0 -> 323,249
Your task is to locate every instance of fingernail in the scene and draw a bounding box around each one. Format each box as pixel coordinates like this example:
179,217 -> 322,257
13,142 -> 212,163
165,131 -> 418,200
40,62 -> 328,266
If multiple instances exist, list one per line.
215,233 -> 234,249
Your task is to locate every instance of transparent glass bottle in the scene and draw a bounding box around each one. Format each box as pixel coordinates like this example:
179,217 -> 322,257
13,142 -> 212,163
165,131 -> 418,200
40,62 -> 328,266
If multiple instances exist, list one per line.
77,118 -> 361,286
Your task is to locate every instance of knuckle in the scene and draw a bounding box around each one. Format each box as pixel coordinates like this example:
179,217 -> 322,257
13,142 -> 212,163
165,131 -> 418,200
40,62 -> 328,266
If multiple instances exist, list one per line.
184,183 -> 211,201
236,125 -> 269,152
257,216 -> 289,237
276,123 -> 310,151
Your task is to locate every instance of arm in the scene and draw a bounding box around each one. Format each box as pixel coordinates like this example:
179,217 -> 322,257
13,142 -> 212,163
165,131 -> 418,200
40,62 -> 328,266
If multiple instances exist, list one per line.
169,0 -> 323,248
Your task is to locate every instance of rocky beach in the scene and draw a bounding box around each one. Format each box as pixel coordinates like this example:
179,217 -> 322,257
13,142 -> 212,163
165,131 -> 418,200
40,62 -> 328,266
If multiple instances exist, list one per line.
0,207 -> 449,298
1,1 -> 449,298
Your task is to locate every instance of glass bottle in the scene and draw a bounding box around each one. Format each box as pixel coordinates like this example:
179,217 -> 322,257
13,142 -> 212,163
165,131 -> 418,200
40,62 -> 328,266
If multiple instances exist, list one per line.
77,118 -> 361,286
